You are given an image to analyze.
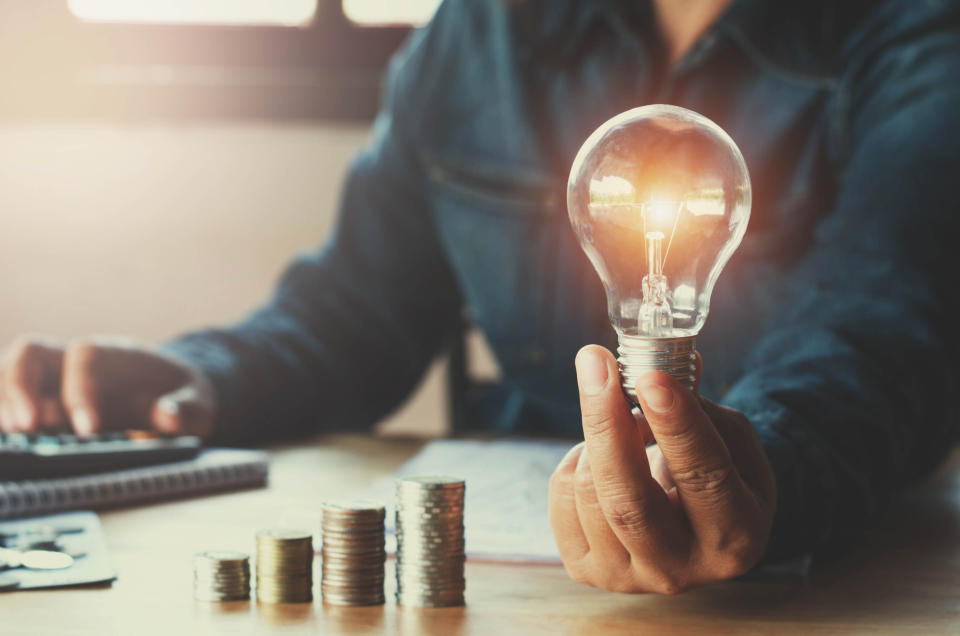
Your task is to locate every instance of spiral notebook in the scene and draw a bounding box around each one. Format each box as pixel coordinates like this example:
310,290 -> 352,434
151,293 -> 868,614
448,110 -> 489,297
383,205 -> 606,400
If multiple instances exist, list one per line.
0,449 -> 268,520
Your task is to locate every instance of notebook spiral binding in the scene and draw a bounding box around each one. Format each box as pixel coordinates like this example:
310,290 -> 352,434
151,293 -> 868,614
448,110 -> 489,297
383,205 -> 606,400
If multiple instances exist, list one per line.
0,449 -> 268,520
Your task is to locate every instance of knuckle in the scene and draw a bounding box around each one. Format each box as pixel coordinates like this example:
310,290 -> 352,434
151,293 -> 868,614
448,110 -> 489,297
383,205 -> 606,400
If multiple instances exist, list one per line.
548,466 -> 573,493
651,574 -> 686,596
602,498 -> 650,534
714,554 -> 752,580
572,464 -> 595,492
711,534 -> 760,579
639,565 -> 687,595
581,409 -> 619,440
594,570 -> 639,594
671,464 -> 735,495
562,560 -> 591,586
654,414 -> 698,444
548,468 -> 562,490
616,563 -> 688,596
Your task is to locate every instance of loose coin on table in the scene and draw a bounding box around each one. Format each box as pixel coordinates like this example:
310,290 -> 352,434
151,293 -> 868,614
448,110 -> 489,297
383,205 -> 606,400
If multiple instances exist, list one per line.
0,547 -> 74,571
395,475 -> 466,608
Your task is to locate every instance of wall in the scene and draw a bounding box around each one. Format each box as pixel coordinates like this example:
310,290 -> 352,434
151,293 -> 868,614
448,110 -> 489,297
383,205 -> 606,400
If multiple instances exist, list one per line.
0,120 -> 447,436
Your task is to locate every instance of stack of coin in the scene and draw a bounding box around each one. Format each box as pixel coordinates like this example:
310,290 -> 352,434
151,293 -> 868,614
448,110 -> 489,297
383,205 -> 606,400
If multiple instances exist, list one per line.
320,501 -> 387,606
394,475 -> 466,607
193,551 -> 250,602
255,529 -> 314,603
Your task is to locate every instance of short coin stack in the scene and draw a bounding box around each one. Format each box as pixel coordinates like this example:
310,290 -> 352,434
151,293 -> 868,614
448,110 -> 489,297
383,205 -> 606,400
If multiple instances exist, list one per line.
320,501 -> 387,606
193,551 -> 250,602
255,529 -> 314,603
394,475 -> 466,607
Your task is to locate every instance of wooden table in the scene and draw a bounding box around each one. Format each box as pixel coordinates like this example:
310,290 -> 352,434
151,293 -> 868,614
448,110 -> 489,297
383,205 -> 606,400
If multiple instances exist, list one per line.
2,435 -> 958,635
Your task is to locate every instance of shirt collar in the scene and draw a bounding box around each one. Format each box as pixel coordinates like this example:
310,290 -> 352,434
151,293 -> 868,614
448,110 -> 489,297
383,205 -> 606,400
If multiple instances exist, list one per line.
595,0 -> 878,83
510,0 -> 878,83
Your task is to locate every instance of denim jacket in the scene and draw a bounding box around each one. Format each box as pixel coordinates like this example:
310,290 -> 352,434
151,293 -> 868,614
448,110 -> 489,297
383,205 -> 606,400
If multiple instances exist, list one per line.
166,0 -> 960,561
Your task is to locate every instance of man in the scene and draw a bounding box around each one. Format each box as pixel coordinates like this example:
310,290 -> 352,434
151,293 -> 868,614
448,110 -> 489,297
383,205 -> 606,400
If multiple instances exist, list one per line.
1,0 -> 958,593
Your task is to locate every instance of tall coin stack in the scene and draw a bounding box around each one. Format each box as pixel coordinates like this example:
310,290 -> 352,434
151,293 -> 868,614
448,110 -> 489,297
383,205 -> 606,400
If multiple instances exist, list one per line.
394,475 -> 466,607
255,529 -> 314,603
320,501 -> 387,606
193,551 -> 250,602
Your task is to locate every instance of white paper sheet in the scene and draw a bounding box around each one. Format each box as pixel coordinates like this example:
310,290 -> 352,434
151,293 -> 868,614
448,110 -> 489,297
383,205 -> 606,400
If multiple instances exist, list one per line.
362,438 -> 576,563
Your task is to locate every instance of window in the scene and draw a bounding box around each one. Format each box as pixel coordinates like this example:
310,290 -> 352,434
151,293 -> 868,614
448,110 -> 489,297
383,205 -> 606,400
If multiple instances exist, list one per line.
68,0 -> 445,28
1,1 -> 419,121
68,0 -> 318,27
343,0 -> 442,26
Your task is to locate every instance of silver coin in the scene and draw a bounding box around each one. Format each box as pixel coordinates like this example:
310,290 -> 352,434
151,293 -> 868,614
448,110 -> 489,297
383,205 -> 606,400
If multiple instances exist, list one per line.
194,593 -> 250,602
256,528 -> 313,541
18,550 -> 74,570
396,595 -> 464,608
397,490 -> 465,499
322,499 -> 385,512
321,564 -> 385,574
396,475 -> 465,488
396,500 -> 464,510
396,587 -> 466,597
194,550 -> 249,562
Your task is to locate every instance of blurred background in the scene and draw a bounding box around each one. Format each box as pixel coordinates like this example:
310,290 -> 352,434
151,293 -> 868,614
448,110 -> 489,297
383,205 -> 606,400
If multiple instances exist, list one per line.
0,0 -> 460,436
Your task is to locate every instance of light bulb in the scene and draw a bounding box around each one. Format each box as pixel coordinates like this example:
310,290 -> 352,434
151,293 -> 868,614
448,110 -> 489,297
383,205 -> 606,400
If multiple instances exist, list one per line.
567,104 -> 751,403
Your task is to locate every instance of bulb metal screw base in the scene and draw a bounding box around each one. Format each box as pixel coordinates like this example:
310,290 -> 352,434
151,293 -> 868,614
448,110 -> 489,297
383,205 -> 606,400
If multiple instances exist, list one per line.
617,334 -> 697,406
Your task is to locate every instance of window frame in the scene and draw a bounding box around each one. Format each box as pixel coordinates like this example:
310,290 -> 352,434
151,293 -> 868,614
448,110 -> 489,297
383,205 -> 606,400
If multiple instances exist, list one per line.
0,2 -> 413,121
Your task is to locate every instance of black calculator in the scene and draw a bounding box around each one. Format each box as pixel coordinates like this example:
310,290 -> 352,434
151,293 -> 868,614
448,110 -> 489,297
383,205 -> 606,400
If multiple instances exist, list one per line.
0,432 -> 202,480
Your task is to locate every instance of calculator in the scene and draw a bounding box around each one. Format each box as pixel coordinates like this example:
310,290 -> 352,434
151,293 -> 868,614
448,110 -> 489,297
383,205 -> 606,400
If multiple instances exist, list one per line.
0,432 -> 202,480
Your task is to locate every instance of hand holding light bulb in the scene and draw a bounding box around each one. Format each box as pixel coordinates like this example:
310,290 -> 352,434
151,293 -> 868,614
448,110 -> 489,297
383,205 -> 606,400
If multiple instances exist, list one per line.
549,106 -> 776,593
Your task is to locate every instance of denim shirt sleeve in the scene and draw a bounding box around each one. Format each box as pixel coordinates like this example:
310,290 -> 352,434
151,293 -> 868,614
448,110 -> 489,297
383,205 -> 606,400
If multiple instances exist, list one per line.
726,24 -> 960,562
161,19 -> 462,444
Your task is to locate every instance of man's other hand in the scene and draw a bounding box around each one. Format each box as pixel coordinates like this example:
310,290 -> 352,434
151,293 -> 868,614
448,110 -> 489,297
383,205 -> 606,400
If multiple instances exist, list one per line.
549,345 -> 776,594
0,336 -> 215,438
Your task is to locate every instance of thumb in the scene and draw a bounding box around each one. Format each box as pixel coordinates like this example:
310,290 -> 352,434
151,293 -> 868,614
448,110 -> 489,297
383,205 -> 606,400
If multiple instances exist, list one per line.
150,386 -> 214,438
574,346 -> 670,513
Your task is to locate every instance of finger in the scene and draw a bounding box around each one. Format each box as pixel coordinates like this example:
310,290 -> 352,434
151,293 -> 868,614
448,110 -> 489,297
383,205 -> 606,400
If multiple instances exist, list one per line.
548,442 -> 590,568
699,399 -> 776,507
150,386 -> 214,438
61,345 -> 103,437
37,398 -> 68,430
572,446 -> 630,568
646,444 -> 676,495
575,346 -> 681,552
636,371 -> 754,546
2,340 -> 63,432
0,401 -> 15,433
633,408 -> 655,447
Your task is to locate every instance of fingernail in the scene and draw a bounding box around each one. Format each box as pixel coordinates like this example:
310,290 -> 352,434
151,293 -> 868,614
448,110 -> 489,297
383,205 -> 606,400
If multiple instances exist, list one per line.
72,409 -> 95,436
575,348 -> 608,394
157,396 -> 180,416
639,380 -> 675,414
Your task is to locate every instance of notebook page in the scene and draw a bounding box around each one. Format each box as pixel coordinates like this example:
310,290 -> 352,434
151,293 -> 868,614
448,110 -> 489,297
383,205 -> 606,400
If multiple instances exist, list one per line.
363,438 -> 576,563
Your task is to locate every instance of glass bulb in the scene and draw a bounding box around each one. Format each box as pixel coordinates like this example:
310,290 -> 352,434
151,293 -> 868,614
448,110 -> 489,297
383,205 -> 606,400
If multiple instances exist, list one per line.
567,104 -> 751,402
